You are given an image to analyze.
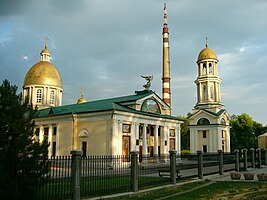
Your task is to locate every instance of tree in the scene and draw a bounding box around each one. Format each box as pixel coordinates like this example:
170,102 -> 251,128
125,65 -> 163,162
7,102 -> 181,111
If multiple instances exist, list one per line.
178,113 -> 191,151
0,79 -> 49,199
230,113 -> 267,150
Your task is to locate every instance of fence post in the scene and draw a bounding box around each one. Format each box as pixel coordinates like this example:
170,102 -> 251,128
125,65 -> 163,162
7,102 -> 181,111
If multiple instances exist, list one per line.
264,149 -> 267,166
130,151 -> 138,192
234,149 -> 239,172
257,148 -> 262,168
243,148 -> 247,172
169,150 -> 177,184
197,150 -> 203,179
218,150 -> 223,175
71,150 -> 82,200
250,148 -> 255,168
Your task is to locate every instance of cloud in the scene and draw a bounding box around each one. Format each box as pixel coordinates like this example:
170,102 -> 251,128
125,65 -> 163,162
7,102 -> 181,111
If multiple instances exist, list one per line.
1,0 -> 267,124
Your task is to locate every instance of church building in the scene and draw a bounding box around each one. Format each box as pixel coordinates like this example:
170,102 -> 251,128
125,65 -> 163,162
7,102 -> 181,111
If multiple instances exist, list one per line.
189,39 -> 231,153
23,4 -> 183,159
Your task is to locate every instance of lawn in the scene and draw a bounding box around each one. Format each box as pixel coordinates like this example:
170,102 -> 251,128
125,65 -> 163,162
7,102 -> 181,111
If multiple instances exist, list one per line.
112,180 -> 267,200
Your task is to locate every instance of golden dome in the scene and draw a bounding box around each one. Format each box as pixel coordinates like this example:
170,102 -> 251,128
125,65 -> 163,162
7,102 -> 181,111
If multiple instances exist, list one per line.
77,97 -> 87,104
77,86 -> 87,104
197,47 -> 217,62
24,61 -> 63,88
41,47 -> 51,54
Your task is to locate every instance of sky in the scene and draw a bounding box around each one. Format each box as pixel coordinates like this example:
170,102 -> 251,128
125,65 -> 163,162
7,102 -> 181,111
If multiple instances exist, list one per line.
0,0 -> 267,125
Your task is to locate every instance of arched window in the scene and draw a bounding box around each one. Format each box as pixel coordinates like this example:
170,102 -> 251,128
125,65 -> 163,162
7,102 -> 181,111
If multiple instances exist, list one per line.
203,63 -> 207,75
79,128 -> 89,137
203,85 -> 207,100
210,85 -> 214,99
36,89 -> 42,103
208,63 -> 213,74
141,98 -> 161,114
221,118 -> 226,125
50,90 -> 55,104
197,118 -> 210,125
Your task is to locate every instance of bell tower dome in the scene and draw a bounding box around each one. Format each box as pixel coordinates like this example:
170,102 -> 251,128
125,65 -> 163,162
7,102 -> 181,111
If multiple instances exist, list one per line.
23,37 -> 63,109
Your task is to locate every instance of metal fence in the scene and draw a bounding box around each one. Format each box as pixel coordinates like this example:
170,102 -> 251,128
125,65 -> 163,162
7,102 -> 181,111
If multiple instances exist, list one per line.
80,155 -> 131,197
2,148 -> 267,200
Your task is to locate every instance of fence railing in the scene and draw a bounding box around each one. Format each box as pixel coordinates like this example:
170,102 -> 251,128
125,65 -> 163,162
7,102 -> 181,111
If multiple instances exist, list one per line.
3,148 -> 267,200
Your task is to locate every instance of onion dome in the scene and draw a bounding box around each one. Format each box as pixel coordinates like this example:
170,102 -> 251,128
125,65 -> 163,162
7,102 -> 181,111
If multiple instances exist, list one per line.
24,61 -> 63,88
197,37 -> 218,62
24,43 -> 63,89
77,87 -> 87,104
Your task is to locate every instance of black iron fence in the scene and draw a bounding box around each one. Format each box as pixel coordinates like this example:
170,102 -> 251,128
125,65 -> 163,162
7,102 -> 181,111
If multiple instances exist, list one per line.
2,148 -> 267,200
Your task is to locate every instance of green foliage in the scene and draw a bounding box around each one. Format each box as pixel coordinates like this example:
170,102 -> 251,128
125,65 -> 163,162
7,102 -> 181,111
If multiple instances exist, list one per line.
0,79 -> 49,199
230,113 -> 267,150
178,113 -> 191,150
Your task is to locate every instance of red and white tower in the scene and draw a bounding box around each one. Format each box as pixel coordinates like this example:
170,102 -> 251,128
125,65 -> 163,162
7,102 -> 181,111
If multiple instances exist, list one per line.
162,3 -> 171,115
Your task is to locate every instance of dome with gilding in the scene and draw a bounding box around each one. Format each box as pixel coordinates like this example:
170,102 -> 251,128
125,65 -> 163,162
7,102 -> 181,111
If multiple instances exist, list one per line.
77,97 -> 87,104
77,87 -> 87,104
24,42 -> 63,89
24,61 -> 63,88
41,46 -> 51,54
197,47 -> 217,62
197,38 -> 218,62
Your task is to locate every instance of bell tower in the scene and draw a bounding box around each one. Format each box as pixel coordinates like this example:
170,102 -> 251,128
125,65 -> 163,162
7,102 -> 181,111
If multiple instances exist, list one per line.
195,37 -> 223,111
189,38 -> 231,154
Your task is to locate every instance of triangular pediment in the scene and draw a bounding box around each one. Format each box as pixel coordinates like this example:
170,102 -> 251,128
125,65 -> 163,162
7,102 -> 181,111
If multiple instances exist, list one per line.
189,109 -> 230,126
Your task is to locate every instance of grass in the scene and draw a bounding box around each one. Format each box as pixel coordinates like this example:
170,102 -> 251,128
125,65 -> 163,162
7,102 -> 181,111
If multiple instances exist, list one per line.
112,180 -> 267,200
35,175 -> 172,199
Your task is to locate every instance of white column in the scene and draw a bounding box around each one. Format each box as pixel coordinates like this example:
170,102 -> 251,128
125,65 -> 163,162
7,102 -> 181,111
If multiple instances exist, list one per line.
142,124 -> 148,157
226,129 -> 231,153
56,124 -> 60,156
176,125 -> 181,155
32,87 -> 35,105
112,119 -> 119,155
217,128 -> 222,151
209,129 -> 213,153
195,130 -> 198,153
166,126 -> 170,153
130,123 -> 135,151
190,129 -> 194,153
48,125 -> 53,157
135,123 -> 140,151
118,121 -> 123,155
163,126 -> 167,155
154,125 -> 159,156
39,126 -> 44,143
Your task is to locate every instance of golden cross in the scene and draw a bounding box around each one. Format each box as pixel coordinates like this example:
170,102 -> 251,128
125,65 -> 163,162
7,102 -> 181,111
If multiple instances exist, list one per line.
44,36 -> 49,46
205,36 -> 208,48
81,86 -> 84,97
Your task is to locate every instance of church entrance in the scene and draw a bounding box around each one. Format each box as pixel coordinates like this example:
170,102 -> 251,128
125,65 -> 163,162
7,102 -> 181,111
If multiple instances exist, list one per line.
170,138 -> 175,151
122,136 -> 130,161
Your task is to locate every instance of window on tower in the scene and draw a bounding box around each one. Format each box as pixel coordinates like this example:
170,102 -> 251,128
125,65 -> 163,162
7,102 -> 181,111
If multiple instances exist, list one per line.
203,85 -> 207,100
209,63 -> 213,74
36,89 -> 42,103
210,85 -> 214,100
203,63 -> 207,75
50,90 -> 55,104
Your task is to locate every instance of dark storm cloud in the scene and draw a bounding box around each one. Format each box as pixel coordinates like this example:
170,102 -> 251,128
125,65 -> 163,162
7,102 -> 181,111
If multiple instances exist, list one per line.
0,0 -> 267,124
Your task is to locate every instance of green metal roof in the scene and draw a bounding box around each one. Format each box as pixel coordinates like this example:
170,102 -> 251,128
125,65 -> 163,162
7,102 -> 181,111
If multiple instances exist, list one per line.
188,108 -> 227,119
37,90 -> 179,120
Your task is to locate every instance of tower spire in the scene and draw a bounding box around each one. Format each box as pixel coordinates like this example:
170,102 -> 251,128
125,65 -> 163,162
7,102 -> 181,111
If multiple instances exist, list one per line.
205,36 -> 208,48
162,3 -> 171,115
